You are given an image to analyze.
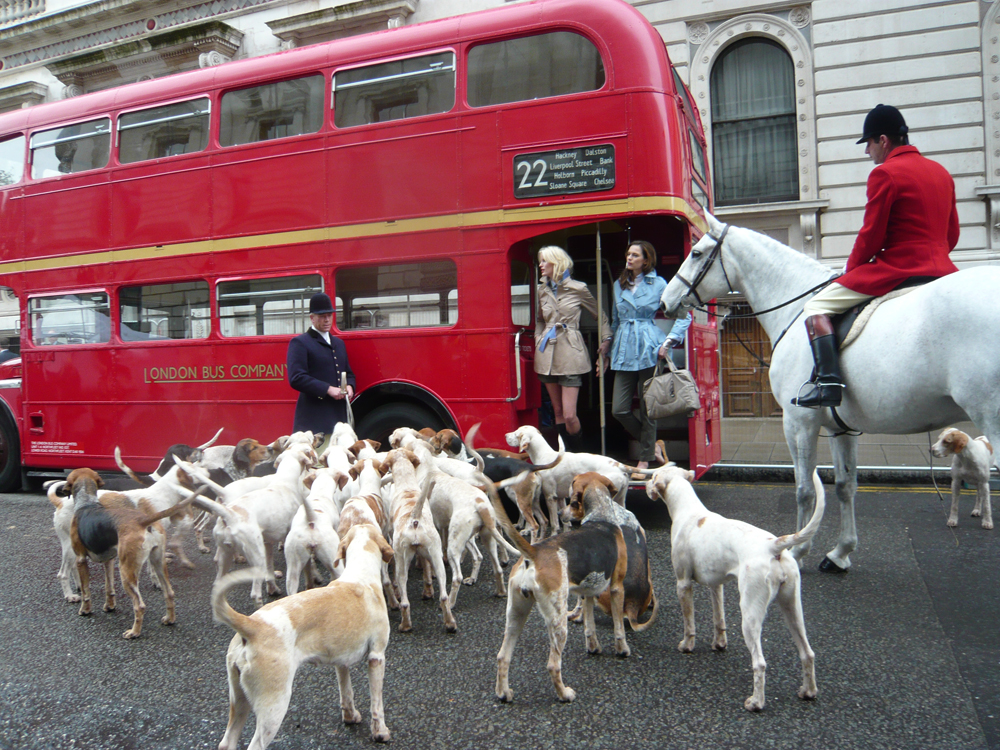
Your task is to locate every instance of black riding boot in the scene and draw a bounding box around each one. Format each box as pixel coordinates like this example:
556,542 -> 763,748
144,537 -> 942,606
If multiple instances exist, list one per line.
790,314 -> 845,408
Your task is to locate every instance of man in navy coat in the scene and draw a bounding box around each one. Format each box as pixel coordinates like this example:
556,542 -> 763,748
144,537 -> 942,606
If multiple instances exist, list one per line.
287,292 -> 356,434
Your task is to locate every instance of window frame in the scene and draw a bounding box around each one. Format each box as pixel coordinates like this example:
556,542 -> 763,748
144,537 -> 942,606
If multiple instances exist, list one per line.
116,96 -> 212,165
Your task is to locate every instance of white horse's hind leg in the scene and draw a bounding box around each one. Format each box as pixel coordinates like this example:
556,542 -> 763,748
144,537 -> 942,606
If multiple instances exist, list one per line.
821,433 -> 858,572
784,413 -> 821,564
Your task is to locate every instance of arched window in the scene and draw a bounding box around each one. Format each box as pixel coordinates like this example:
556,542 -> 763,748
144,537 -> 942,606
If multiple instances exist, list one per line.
710,38 -> 798,206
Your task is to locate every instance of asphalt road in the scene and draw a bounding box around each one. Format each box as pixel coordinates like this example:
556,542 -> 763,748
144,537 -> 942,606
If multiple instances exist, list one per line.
0,480 -> 996,750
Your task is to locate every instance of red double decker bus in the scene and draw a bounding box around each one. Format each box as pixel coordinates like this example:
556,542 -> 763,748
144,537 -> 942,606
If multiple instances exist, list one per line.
0,0 -> 719,490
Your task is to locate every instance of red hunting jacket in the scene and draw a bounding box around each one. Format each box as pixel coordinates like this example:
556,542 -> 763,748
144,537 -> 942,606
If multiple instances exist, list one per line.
839,145 -> 960,296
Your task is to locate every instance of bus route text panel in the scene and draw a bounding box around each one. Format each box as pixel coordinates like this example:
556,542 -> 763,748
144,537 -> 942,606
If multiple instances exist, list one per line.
513,144 -> 615,199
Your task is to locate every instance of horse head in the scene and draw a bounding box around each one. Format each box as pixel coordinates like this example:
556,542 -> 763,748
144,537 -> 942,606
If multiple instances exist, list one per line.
660,212 -> 732,316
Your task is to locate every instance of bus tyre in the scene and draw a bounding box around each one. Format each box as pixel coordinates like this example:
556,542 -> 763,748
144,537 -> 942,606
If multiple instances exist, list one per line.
355,403 -> 445,448
0,410 -> 21,492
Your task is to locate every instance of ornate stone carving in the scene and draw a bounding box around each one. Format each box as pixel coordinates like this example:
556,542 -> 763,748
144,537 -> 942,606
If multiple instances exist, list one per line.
789,7 -> 811,29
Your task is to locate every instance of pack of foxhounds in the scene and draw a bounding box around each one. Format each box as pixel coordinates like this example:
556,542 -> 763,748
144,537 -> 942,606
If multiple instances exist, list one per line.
46,418 -> 991,746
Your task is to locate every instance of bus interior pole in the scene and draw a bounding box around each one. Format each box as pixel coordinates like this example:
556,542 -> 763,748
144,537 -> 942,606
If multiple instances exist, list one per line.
596,224 -> 606,456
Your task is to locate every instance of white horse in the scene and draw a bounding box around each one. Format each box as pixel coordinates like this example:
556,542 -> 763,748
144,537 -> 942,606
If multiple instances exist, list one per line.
661,212 -> 1000,572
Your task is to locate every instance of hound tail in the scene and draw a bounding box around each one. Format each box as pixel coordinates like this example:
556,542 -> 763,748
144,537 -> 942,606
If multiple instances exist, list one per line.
114,446 -> 153,487
136,483 -> 209,527
771,469 -> 825,555
409,475 -> 435,526
211,568 -> 266,639
197,427 -> 225,451
46,480 -> 69,509
625,587 -> 659,632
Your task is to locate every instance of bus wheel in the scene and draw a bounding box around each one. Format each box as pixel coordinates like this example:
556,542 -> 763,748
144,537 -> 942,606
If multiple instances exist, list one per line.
0,410 -> 21,492
355,403 -> 445,448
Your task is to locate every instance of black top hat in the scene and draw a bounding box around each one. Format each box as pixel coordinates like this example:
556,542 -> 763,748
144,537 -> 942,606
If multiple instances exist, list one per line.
309,292 -> 334,315
857,104 -> 909,144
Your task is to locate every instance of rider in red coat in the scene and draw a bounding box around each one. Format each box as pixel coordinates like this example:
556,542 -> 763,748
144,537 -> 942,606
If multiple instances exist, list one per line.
791,104 -> 960,408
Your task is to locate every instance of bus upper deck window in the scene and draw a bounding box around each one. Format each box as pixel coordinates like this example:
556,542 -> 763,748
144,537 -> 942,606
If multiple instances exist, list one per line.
30,118 -> 111,179
220,75 -> 324,147
217,274 -> 323,337
0,135 -> 25,186
120,281 -> 210,341
333,52 -> 456,129
29,292 -> 110,346
118,98 -> 210,164
467,32 -> 605,108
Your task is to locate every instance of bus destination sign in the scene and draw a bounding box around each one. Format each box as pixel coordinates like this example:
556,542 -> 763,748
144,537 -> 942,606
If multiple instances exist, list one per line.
513,144 -> 615,199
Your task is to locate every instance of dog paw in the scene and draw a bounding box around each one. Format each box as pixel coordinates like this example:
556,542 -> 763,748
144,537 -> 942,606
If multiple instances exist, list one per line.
947,518 -> 959,527
496,687 -> 514,703
557,687 -> 577,703
983,520 -> 994,530
161,615 -> 175,626
122,629 -> 141,640
462,577 -> 475,586
342,708 -> 362,725
798,686 -> 818,701
615,641 -> 631,658
370,725 -> 391,743
678,638 -> 695,653
586,641 -> 602,655
744,696 -> 764,712
65,594 -> 81,604
712,639 -> 728,652
198,545 -> 211,554
971,509 -> 982,517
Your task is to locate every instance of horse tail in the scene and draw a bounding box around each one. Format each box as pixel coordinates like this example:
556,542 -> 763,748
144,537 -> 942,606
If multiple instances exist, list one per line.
772,469 -> 825,554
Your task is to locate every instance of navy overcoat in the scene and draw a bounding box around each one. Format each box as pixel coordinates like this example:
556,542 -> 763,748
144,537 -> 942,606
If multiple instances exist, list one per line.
286,328 -> 356,434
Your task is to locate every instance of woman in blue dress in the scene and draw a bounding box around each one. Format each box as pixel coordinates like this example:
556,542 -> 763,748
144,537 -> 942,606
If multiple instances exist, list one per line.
598,241 -> 691,470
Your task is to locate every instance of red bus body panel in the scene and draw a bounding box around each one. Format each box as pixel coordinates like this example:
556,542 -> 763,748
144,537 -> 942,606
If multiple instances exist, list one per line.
0,0 -> 715,475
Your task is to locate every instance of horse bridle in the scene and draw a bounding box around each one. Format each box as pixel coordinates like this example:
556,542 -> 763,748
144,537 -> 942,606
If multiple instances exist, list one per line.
672,224 -> 732,308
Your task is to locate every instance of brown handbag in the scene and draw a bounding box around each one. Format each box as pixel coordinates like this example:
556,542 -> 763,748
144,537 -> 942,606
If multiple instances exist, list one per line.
643,357 -> 701,419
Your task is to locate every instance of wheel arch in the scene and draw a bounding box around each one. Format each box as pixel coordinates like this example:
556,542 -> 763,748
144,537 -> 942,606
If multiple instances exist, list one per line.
352,381 -> 458,434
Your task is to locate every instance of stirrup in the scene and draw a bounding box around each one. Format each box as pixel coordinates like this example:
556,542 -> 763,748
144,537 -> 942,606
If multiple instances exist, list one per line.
790,380 -> 845,409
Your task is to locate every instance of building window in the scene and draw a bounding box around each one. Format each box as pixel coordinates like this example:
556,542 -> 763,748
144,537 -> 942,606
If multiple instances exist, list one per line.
120,281 -> 210,340
710,38 -> 797,206
333,52 -> 456,129
336,261 -> 457,330
217,274 -> 323,337
467,31 -> 604,108
220,75 -> 324,147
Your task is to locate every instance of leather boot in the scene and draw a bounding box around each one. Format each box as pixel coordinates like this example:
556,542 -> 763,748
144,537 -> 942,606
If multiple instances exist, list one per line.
564,428 -> 586,453
790,314 -> 845,408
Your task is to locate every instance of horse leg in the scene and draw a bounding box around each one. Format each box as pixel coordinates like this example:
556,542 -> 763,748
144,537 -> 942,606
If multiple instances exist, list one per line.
821,433 -> 858,573
784,415 -> 821,565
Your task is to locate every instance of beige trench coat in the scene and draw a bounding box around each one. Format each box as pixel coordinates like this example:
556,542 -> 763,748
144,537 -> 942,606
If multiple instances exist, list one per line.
534,279 -> 612,377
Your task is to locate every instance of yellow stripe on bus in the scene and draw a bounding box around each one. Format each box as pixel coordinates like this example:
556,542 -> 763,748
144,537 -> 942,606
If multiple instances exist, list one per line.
0,195 -> 705,275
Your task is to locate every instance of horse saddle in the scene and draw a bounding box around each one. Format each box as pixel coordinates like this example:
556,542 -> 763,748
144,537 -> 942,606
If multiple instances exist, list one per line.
831,276 -> 936,350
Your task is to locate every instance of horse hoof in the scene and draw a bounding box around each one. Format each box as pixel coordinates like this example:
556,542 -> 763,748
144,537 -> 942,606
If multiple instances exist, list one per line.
818,556 -> 848,574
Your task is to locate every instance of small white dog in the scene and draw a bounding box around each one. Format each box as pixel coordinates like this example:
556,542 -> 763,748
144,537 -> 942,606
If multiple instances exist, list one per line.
931,427 -> 994,529
646,465 -> 824,711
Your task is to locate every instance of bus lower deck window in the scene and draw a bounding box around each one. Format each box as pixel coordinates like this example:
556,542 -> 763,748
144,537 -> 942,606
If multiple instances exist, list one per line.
336,261 -> 457,330
120,281 -> 210,341
217,274 -> 323,337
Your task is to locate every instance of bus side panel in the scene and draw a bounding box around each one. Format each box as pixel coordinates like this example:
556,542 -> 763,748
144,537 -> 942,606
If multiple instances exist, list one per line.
110,340 -> 294,470
498,95 -> 628,205
688,321 -> 720,478
20,346 -> 119,469
212,138 -> 327,238
0,187 -> 22,261
22,175 -> 111,259
627,92 -> 686,200
458,111 -> 501,213
111,158 -> 213,249
328,124 -> 460,224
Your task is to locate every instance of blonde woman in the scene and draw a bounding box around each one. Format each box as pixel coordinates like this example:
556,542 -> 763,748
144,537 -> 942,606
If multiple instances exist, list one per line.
534,246 -> 611,450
